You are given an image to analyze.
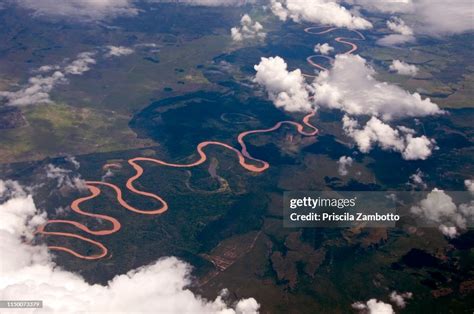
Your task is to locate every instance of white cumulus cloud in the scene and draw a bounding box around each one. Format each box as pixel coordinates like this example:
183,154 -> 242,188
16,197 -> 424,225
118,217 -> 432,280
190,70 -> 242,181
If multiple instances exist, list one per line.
409,169 -> 427,189
105,45 -> 135,57
389,291 -> 413,308
411,188 -> 474,238
352,299 -> 394,314
270,0 -> 372,30
411,0 -> 474,36
465,179 -> 474,194
231,14 -> 266,42
314,43 -> 334,55
0,71 -> 66,106
0,52 -> 96,106
312,54 -> 441,120
64,52 -> 97,75
342,115 -> 435,160
389,60 -> 418,76
235,298 -> 260,314
377,33 -> 415,46
13,0 -> 138,20
1,47 -> 134,107
45,164 -> 87,191
254,54 -> 441,160
377,16 -> 415,46
349,0 -> 474,37
438,225 -> 459,238
337,156 -> 353,176
387,16 -> 413,36
345,0 -> 412,14
150,0 -> 254,6
0,180 -> 260,313
253,56 -> 313,112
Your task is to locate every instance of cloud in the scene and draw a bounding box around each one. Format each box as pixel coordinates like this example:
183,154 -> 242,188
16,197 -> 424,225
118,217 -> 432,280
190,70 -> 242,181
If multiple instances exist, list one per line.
253,54 -> 441,160
410,0 -> 474,36
253,56 -> 313,112
235,297 -> 260,313
231,14 -> 266,42
377,33 -> 415,46
150,0 -> 254,6
36,65 -> 61,73
101,169 -> 115,181
337,156 -> 353,176
0,180 -> 48,273
389,291 -> 412,308
253,53 -> 442,121
270,0 -> 372,30
45,164 -> 87,191
270,0 -> 289,20
0,52 -> 96,106
459,202 -> 474,222
465,179 -> 474,194
253,49 -> 446,160
345,0 -> 412,14
1,47 -> 133,107
402,134 -> 435,160
105,45 -> 135,57
353,290 -> 412,313
312,54 -> 441,120
411,189 -> 460,226
438,225 -> 459,238
0,180 -> 260,313
411,188 -> 474,238
0,71 -> 66,106
314,43 -> 334,55
409,169 -> 427,189
352,299 -> 394,314
349,0 -> 474,36
65,156 -> 81,170
342,115 -> 435,160
13,0 -> 138,20
377,16 -> 415,46
389,60 -> 418,76
64,52 -> 97,75
386,16 -> 413,35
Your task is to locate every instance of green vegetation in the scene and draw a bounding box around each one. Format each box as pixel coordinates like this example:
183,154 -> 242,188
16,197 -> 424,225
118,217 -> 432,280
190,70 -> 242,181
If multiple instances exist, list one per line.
0,102 -> 154,162
364,34 -> 474,109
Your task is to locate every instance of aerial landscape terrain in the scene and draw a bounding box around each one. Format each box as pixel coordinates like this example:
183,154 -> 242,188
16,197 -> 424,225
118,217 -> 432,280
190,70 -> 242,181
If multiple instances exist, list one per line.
0,0 -> 473,313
